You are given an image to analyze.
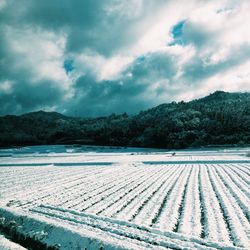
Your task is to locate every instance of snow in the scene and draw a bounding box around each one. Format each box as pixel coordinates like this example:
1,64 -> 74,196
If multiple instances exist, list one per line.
0,234 -> 26,250
0,206 -> 245,250
0,145 -> 249,249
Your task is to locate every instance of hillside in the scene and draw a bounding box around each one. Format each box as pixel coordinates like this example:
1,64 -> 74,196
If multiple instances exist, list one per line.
0,91 -> 249,148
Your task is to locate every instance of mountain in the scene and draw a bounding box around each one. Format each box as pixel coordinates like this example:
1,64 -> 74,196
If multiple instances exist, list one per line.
0,91 -> 249,149
21,110 -> 67,120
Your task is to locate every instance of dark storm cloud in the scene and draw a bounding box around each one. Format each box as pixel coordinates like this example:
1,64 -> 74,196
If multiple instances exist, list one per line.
1,0 -> 158,56
182,44 -> 250,83
0,19 -> 68,115
67,75 -> 148,117
65,52 -> 178,116
181,22 -> 214,48
0,80 -> 65,115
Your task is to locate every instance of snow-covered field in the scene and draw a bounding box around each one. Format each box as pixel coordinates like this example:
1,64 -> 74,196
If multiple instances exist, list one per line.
0,234 -> 26,250
0,145 -> 249,249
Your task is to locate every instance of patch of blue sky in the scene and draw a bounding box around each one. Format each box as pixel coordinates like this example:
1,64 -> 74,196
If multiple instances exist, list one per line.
64,59 -> 74,74
168,20 -> 186,46
136,55 -> 146,63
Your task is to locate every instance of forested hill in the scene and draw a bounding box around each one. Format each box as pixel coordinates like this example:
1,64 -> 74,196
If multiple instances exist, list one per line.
0,91 -> 250,149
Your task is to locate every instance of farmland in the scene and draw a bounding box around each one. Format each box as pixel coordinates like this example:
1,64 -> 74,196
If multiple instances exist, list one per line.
0,145 -> 249,249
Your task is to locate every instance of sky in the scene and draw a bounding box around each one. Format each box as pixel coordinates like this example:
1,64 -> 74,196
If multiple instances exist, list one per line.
0,0 -> 250,117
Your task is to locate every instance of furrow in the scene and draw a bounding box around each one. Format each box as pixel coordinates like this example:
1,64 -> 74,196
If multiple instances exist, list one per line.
207,166 -> 250,248
119,166 -> 174,222
86,167 -> 164,216
153,165 -> 192,231
130,165 -> 182,225
177,165 -> 202,237
225,164 -> 250,198
173,166 -> 194,233
110,167 -> 167,219
215,165 -> 250,221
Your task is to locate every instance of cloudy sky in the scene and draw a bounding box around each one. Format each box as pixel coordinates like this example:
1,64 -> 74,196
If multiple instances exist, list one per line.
0,0 -> 250,116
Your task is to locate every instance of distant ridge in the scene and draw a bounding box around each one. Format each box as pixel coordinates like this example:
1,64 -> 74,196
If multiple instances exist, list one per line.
21,110 -> 68,120
194,90 -> 250,102
0,91 -> 249,149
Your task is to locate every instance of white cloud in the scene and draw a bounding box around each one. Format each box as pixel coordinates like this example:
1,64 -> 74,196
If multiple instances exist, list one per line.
0,80 -> 13,94
5,26 -> 72,92
73,52 -> 133,81
205,60 -> 250,92
0,0 -> 6,10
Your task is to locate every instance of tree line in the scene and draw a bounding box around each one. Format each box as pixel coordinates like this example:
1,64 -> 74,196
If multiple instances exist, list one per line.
0,91 -> 249,149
